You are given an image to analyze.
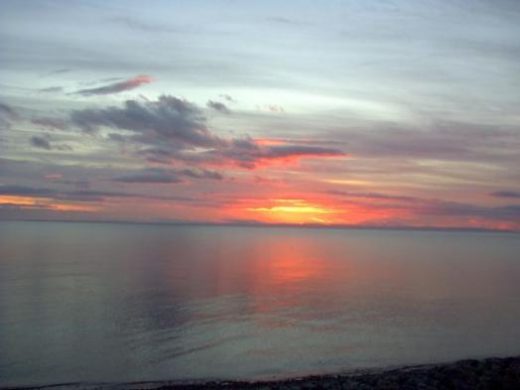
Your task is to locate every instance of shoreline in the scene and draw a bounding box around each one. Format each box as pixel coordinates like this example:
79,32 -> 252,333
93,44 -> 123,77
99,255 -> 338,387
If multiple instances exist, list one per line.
3,219 -> 519,235
6,356 -> 519,390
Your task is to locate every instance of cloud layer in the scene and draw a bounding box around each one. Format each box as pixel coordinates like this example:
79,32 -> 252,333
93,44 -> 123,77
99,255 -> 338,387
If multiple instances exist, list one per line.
75,75 -> 153,96
70,95 -> 345,168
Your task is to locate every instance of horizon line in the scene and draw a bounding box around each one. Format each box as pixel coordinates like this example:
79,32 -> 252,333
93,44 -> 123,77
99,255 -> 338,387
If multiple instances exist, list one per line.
2,218 -> 519,235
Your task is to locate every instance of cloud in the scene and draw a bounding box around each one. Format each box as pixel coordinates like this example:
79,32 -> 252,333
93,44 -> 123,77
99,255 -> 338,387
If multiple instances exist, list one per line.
491,190 -> 520,199
71,95 -> 219,147
210,138 -> 345,168
113,167 -> 223,183
38,86 -> 63,93
0,102 -> 18,131
31,117 -> 69,130
70,95 -> 345,168
177,168 -> 223,180
0,102 -> 18,118
219,94 -> 235,103
329,122 -> 520,162
329,189 -> 520,226
113,168 -> 182,184
418,201 -> 520,222
0,185 -> 54,197
48,68 -> 71,75
207,100 -> 231,114
266,105 -> 285,113
0,184 -> 205,205
75,75 -> 153,96
30,135 -> 52,150
327,190 -> 417,202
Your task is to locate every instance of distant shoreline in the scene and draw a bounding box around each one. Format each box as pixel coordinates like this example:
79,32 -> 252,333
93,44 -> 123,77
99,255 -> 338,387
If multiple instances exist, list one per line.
5,356 -> 519,389
2,218 -> 519,235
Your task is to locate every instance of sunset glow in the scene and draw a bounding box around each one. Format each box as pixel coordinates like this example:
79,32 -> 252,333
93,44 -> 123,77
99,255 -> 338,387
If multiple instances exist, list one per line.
248,199 -> 336,224
0,0 -> 518,231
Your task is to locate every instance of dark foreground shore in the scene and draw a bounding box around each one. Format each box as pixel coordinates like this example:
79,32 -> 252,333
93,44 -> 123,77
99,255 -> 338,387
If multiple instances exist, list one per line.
6,356 -> 520,390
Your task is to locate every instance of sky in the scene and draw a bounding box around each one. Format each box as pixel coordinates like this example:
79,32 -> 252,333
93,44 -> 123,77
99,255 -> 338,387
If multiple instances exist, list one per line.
1,0 -> 519,230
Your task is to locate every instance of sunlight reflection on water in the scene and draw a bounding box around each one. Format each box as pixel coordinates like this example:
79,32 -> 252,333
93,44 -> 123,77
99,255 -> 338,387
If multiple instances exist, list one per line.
0,222 -> 519,386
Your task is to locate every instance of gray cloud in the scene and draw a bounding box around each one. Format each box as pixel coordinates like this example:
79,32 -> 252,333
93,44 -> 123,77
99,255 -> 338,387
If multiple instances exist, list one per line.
327,190 -> 417,202
219,94 -> 235,103
0,102 -> 17,118
0,101 -> 18,131
0,184 -> 190,203
48,68 -> 72,75
332,189 -> 520,224
418,201 -> 520,222
30,135 -> 51,150
71,95 -> 220,148
113,169 -> 182,184
207,100 -> 231,114
329,122 -> 520,162
0,185 -> 54,197
177,168 -> 223,180
75,75 -> 153,96
210,138 -> 345,168
38,86 -> 63,93
491,190 -> 520,199
29,135 -> 72,151
113,167 -> 223,183
31,117 -> 69,130
70,95 -> 344,168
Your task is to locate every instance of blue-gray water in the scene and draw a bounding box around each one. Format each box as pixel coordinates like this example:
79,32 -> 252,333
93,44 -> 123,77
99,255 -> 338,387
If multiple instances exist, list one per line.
0,221 -> 519,387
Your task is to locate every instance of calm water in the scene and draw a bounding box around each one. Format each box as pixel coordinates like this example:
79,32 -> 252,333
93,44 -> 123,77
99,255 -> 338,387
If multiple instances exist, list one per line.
0,221 -> 519,386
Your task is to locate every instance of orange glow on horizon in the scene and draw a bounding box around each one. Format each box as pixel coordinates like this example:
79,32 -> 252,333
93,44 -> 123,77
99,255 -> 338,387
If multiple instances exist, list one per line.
0,195 -> 99,213
222,194 -> 413,226
248,199 -> 336,224
0,195 -> 38,206
48,203 -> 99,212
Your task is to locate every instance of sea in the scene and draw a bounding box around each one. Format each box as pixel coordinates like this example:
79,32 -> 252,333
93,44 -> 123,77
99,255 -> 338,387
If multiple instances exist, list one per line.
0,221 -> 519,387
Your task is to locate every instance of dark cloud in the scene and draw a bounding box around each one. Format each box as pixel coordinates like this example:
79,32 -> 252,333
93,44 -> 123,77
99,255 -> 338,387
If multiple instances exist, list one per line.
0,185 -> 125,202
0,101 -> 18,131
0,102 -> 17,118
0,185 -> 160,202
0,185 -> 54,197
70,95 -> 345,168
211,138 -> 345,168
491,190 -> 520,199
219,94 -> 235,103
261,145 -> 344,159
327,190 -> 417,202
75,75 -> 153,96
71,95 -> 220,148
30,135 -> 52,150
0,184 -> 204,205
29,135 -> 72,151
177,168 -> 223,180
207,100 -> 231,114
418,201 -> 520,222
113,167 -> 223,183
113,169 -> 182,184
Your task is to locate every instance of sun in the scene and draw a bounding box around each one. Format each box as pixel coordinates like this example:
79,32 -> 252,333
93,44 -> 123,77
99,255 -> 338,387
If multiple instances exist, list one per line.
248,198 -> 337,224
